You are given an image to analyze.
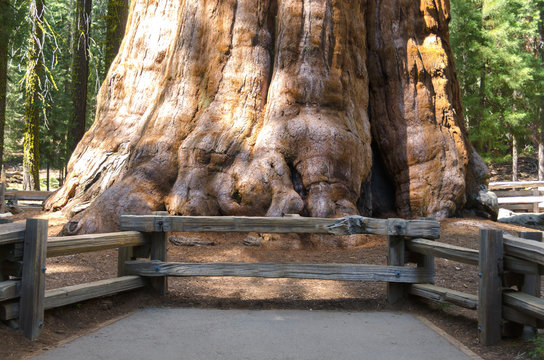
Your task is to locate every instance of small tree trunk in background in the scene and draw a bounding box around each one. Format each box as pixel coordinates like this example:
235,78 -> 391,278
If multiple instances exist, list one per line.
539,9 -> 544,181
512,135 -> 518,182
477,64 -> 486,153
539,122 -> 544,181
58,168 -> 63,187
23,0 -> 44,191
69,0 -> 92,152
46,162 -> 49,191
105,0 -> 128,73
0,0 -> 10,174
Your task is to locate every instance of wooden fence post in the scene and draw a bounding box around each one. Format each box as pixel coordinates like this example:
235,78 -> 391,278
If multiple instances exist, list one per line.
0,182 -> 5,213
478,229 -> 503,345
148,232 -> 168,294
387,234 -> 406,304
19,218 -> 48,340
518,231 -> 542,338
117,247 -> 134,277
147,211 -> 169,294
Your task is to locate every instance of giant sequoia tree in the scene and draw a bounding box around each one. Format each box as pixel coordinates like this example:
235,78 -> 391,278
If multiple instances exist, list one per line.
45,0 -> 491,234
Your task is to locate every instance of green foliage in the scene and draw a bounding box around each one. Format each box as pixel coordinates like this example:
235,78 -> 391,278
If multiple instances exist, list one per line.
530,335 -> 544,360
4,0 -> 109,172
450,0 -> 544,163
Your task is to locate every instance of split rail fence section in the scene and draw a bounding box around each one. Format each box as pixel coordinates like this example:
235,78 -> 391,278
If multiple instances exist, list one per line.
0,219 -> 146,339
0,183 -> 53,212
0,215 -> 440,340
489,180 -> 544,213
2,214 -> 544,346
407,229 -> 544,345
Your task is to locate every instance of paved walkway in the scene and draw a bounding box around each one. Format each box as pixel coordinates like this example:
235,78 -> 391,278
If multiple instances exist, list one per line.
33,309 -> 480,360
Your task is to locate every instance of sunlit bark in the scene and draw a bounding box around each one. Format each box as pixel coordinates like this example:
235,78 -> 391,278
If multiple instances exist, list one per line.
46,0 -> 489,234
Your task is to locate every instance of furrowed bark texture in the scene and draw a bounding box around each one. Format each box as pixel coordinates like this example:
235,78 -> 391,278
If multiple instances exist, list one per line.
23,0 -> 44,191
45,0 -> 488,234
69,0 -> 92,152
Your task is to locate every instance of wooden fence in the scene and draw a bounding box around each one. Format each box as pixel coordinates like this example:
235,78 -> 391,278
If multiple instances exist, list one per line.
1,214 -> 543,346
489,181 -> 544,213
0,220 -> 146,339
0,184 -> 53,211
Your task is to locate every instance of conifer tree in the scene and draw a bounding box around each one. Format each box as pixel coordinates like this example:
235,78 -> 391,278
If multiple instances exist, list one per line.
0,0 -> 10,173
69,0 -> 92,152
23,0 -> 44,190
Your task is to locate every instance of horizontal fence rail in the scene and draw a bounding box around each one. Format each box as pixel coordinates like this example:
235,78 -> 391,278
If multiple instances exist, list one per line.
410,284 -> 478,310
1,276 -> 146,320
4,191 -> 53,202
47,232 -> 146,257
489,181 -> 544,213
3,214 -> 544,346
489,181 -> 544,190
120,215 -> 441,238
124,260 -> 434,283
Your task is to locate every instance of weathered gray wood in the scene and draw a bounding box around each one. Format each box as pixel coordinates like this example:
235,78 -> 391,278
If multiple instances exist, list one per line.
489,181 -> 544,190
503,234 -> 544,266
47,231 -> 146,257
0,301 -> 18,320
44,276 -> 145,310
497,196 -> 544,204
387,233 -> 406,304
1,277 -> 145,320
503,291 -> 544,321
478,229 -> 504,346
494,189 -> 542,198
148,232 -> 168,294
0,280 -> 20,301
120,215 -> 440,239
502,305 -> 541,329
517,232 -> 542,337
0,182 -> 6,213
117,247 -> 134,277
125,260 -> 434,283
406,239 -> 478,265
406,238 -> 539,274
4,190 -> 53,201
502,204 -> 540,212
410,284 -> 478,310
0,222 -> 26,246
504,256 -> 540,275
19,218 -> 48,340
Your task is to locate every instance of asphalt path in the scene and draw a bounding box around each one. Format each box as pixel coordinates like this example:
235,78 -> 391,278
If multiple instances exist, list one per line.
33,309 -> 481,360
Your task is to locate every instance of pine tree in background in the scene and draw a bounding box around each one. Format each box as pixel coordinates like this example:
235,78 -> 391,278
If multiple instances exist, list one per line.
104,0 -> 127,73
70,0 -> 92,152
23,0 -> 45,190
450,0 -> 487,151
0,0 -> 11,175
451,0 -> 542,180
537,6 -> 544,180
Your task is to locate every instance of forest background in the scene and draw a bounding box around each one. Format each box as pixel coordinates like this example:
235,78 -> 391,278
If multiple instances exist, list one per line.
0,0 -> 542,191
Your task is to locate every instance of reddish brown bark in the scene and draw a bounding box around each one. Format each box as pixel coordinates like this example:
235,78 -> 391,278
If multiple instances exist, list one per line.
45,0 -> 489,234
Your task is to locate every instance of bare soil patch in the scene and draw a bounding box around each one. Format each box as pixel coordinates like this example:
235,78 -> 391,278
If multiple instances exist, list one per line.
0,212 -> 541,360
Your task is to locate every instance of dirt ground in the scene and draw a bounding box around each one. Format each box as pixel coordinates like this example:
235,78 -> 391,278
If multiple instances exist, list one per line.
1,209 -> 543,360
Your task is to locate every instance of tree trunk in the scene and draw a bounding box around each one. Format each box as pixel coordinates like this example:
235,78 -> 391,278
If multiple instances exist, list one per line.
69,0 -> 92,152
0,0 -> 9,174
512,135 -> 518,182
539,8 -> 544,181
45,0 -> 490,234
104,0 -> 128,73
46,162 -> 50,191
23,0 -> 44,191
